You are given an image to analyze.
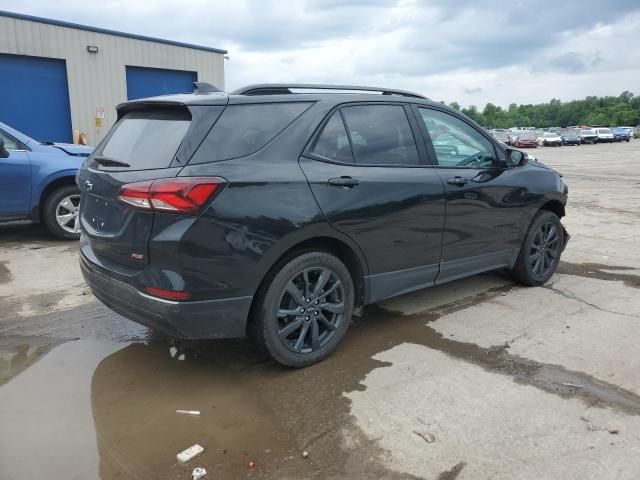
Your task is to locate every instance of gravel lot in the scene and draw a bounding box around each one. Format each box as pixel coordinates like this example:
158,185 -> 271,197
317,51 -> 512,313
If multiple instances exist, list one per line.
1,141 -> 639,479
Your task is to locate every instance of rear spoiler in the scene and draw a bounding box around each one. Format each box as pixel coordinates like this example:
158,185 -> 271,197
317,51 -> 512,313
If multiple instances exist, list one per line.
116,93 -> 228,120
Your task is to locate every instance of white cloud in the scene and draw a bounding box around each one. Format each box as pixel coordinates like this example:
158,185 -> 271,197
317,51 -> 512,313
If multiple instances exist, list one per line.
2,0 -> 639,107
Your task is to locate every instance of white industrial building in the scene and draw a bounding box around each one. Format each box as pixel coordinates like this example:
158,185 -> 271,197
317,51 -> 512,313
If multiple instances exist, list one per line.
0,10 -> 226,145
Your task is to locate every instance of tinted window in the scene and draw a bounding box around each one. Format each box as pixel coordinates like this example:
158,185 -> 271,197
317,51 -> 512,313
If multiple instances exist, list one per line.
0,130 -> 20,150
418,108 -> 496,168
341,105 -> 419,166
191,102 -> 311,164
96,109 -> 190,170
311,111 -> 353,163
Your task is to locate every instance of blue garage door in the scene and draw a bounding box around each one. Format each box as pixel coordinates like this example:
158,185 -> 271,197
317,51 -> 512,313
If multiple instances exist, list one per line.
0,54 -> 73,142
126,66 -> 197,100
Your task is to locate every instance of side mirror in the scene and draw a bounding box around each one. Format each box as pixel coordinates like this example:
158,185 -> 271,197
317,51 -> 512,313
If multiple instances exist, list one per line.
507,148 -> 528,167
0,138 -> 9,159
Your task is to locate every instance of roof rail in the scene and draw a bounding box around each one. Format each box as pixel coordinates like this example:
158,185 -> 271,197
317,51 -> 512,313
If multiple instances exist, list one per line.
231,83 -> 428,99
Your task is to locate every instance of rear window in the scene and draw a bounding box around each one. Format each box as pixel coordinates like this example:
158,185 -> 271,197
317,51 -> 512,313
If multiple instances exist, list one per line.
96,109 -> 190,169
190,102 -> 312,164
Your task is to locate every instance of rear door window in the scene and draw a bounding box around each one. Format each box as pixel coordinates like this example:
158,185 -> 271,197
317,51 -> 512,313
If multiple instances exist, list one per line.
190,102 -> 312,164
95,109 -> 190,170
311,111 -> 354,163
340,105 -> 420,166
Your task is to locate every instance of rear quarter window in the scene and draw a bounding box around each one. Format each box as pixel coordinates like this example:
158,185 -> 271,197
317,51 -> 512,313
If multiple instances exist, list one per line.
190,102 -> 312,164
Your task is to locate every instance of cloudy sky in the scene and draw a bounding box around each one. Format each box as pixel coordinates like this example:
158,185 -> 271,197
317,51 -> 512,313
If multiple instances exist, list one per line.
3,0 -> 640,107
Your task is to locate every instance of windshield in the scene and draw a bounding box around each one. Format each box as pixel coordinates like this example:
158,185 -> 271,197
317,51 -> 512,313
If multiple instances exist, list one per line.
543,133 -> 556,137
517,133 -> 534,139
581,130 -> 594,135
93,109 -> 191,170
597,128 -> 612,134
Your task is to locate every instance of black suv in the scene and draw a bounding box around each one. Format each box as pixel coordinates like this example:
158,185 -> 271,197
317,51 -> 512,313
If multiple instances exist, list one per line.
78,83 -> 568,367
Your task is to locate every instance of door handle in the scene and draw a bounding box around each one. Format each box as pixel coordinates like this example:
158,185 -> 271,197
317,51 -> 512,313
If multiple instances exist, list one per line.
328,176 -> 360,188
446,176 -> 470,187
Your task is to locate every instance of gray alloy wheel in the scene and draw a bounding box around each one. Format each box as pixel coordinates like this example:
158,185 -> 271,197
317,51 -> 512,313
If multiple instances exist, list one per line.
250,251 -> 354,367
529,221 -> 561,281
276,267 -> 345,354
510,210 -> 564,286
55,194 -> 81,235
43,185 -> 82,240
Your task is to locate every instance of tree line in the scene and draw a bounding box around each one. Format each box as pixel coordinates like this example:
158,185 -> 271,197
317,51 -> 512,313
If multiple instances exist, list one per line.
447,91 -> 640,129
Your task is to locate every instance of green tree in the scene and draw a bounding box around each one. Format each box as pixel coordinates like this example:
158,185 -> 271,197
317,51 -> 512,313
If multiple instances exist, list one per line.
455,92 -> 639,127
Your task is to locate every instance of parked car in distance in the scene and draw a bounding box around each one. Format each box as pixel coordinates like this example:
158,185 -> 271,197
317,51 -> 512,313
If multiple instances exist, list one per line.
561,132 -> 581,146
618,127 -> 635,138
537,132 -> 562,147
612,127 -> 630,142
594,128 -> 614,143
0,121 -> 93,239
579,129 -> 598,144
78,82 -> 569,367
509,131 -> 537,148
491,130 -> 510,145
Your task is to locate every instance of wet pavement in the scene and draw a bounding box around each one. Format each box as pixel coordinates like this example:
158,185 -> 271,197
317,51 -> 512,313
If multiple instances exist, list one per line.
1,142 -> 640,479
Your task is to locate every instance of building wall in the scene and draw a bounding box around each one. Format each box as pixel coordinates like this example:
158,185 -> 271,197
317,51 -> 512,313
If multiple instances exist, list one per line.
0,15 -> 225,145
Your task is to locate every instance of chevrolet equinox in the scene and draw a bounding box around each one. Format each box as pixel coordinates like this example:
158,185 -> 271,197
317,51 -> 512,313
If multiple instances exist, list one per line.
79,83 -> 569,367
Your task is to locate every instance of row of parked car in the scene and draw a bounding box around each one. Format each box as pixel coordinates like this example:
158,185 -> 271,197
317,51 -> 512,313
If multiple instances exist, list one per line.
491,127 -> 634,148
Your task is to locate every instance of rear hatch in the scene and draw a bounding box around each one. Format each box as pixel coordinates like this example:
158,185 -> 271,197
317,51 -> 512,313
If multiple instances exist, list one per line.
77,102 -> 225,268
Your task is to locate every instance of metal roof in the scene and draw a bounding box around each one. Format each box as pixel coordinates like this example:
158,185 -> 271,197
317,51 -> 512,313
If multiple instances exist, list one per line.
0,10 -> 228,54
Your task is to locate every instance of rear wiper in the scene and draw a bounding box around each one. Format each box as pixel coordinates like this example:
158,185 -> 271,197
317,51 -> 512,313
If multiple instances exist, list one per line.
92,155 -> 130,167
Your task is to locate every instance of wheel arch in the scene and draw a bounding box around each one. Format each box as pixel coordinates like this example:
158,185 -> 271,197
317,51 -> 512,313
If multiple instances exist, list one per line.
246,235 -> 367,333
31,174 -> 78,223
538,199 -> 565,219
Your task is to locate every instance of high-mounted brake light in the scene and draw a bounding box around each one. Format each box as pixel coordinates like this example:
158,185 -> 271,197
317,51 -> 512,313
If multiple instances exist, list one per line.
117,177 -> 226,214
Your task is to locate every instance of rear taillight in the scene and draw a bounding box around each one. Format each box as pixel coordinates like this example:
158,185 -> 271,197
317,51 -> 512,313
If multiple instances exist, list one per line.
117,177 -> 225,214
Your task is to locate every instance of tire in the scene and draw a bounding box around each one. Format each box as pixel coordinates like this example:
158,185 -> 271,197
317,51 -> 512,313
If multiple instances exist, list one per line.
250,251 -> 354,367
42,185 -> 81,240
510,210 -> 564,286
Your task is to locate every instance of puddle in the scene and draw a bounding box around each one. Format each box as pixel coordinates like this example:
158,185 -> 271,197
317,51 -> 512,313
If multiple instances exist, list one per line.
0,222 -> 65,250
558,261 -> 640,289
0,261 -> 11,285
0,291 -> 68,318
438,461 -> 467,480
0,335 -> 66,385
2,279 -> 639,478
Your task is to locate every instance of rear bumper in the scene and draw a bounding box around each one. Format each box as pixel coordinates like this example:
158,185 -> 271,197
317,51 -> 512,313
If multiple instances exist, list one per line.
80,253 -> 252,339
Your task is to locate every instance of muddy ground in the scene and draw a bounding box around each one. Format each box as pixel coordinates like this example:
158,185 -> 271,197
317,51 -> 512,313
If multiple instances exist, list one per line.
1,141 -> 639,479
